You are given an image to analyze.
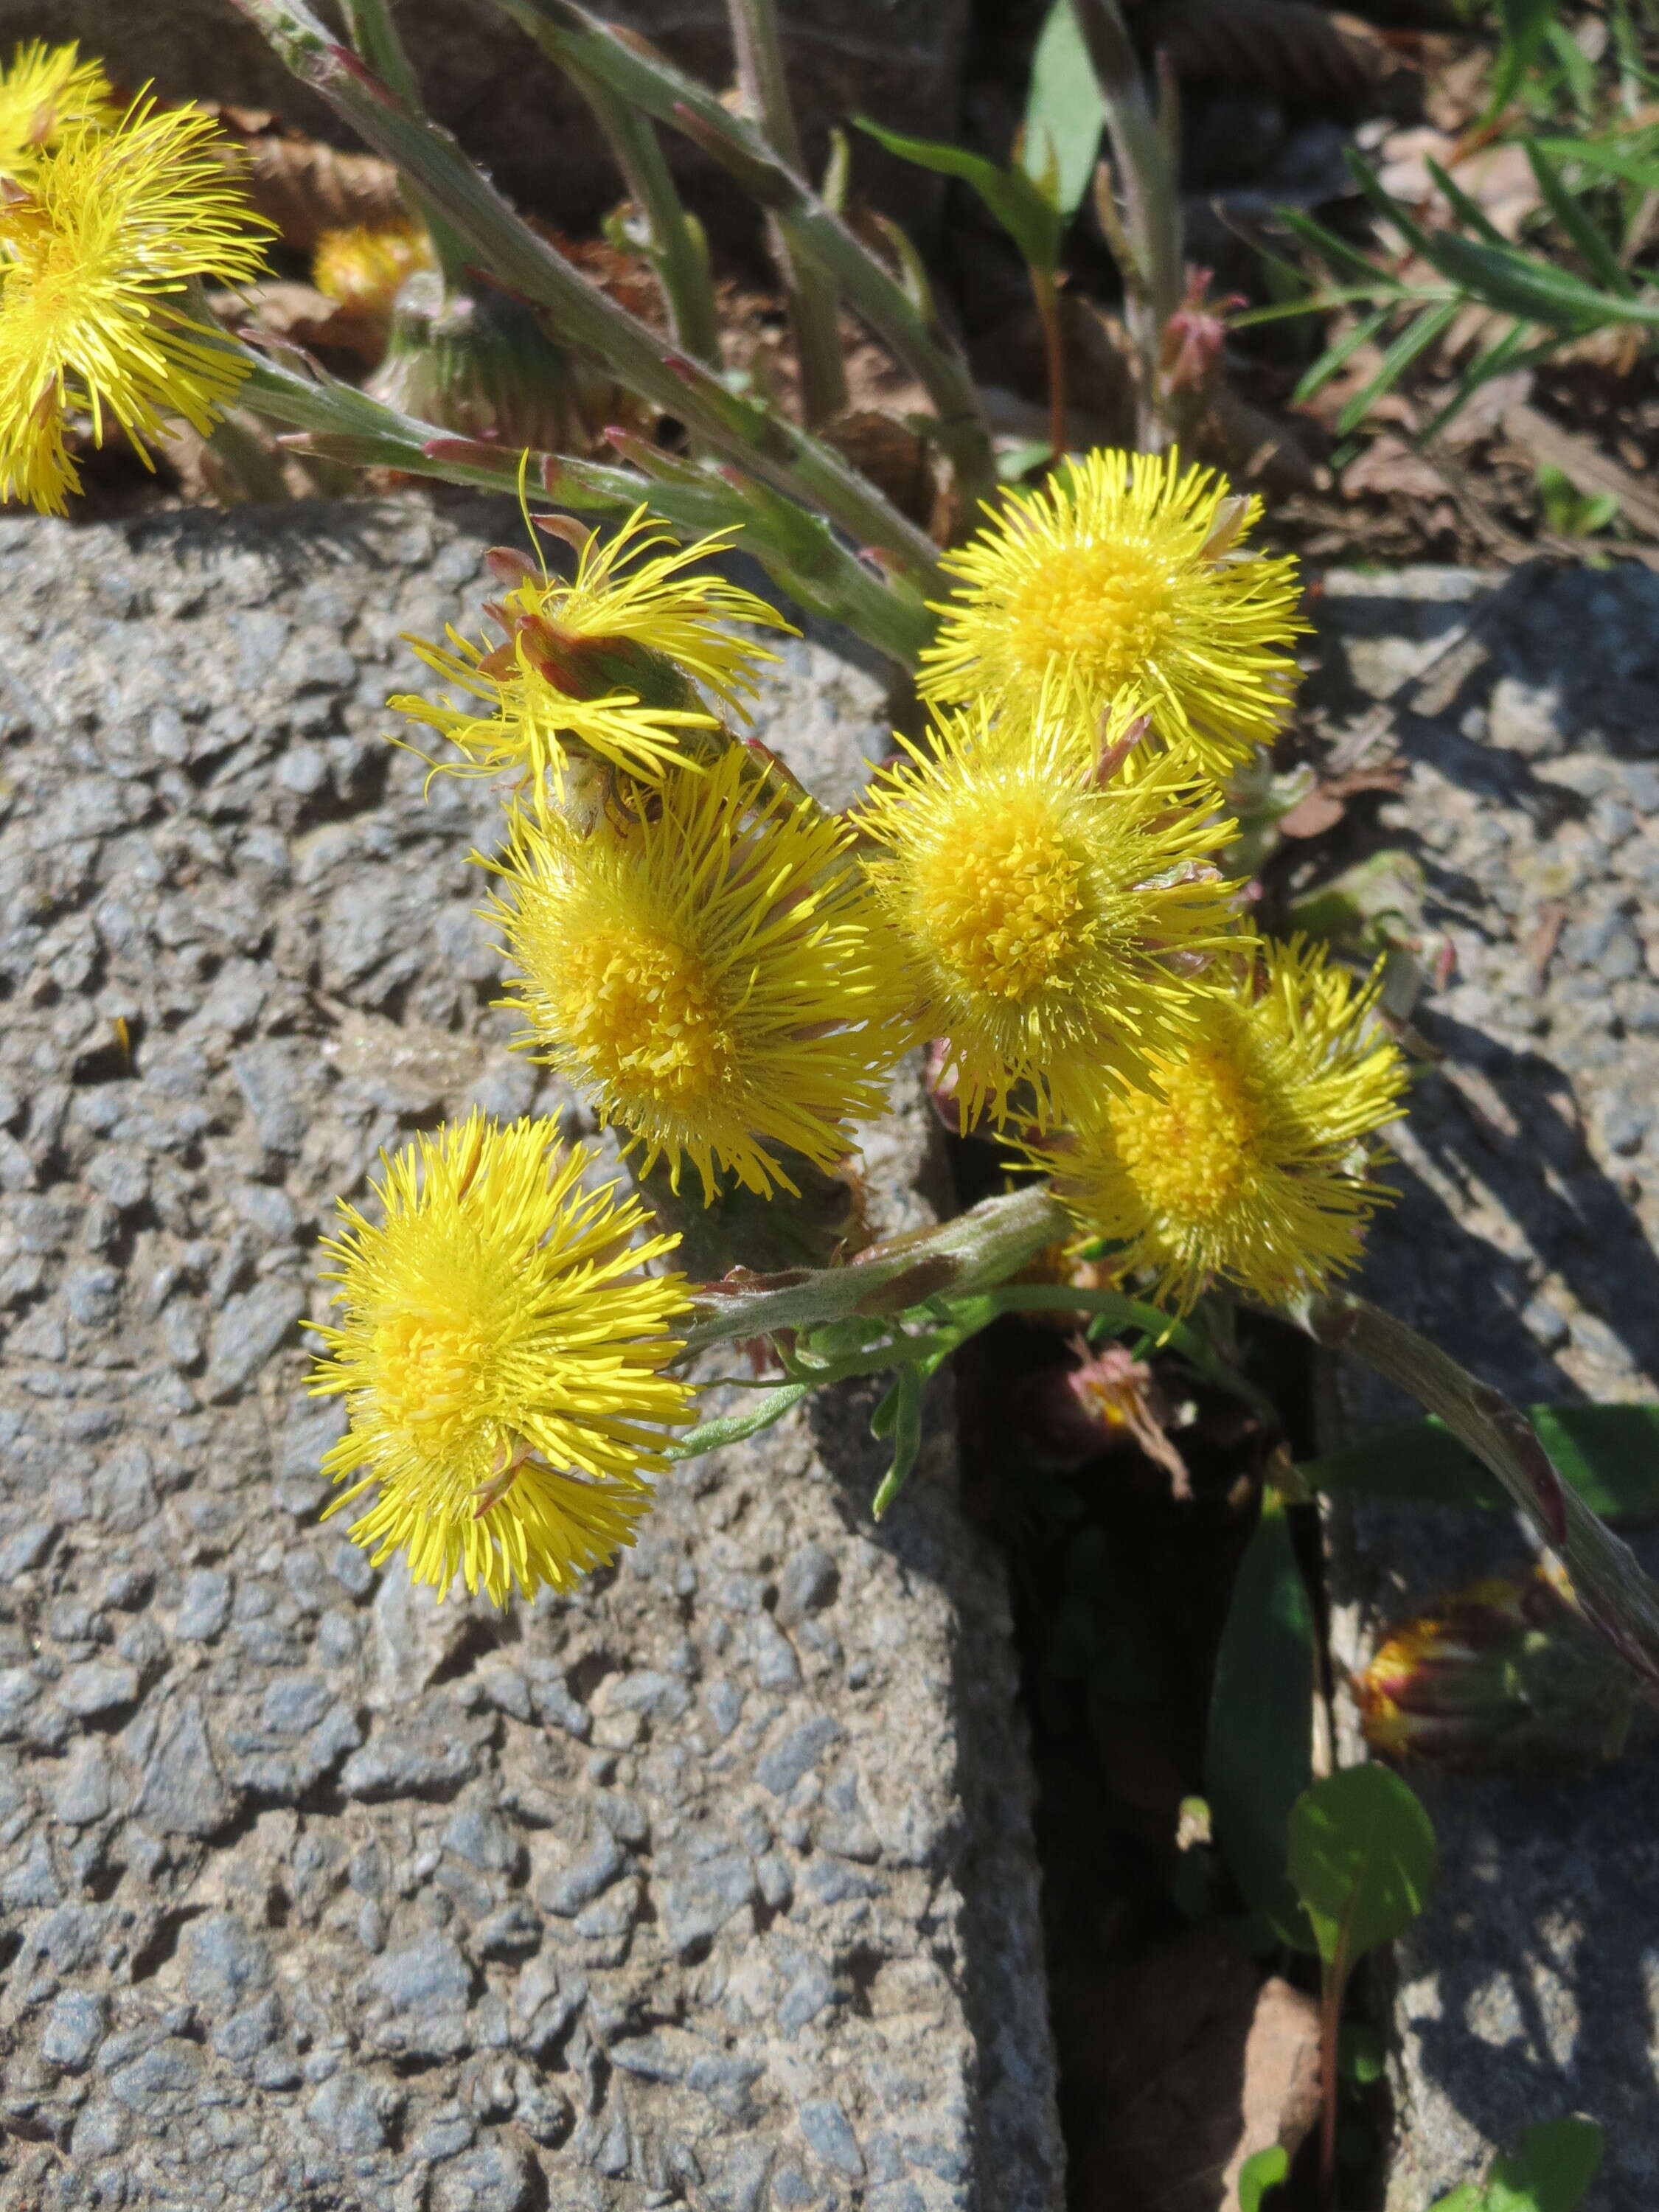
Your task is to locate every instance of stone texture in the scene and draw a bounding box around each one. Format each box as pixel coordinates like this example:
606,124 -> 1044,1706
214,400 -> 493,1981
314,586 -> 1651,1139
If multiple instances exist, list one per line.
1311,563 -> 1659,2212
0,498 -> 1062,2212
1,0 -> 965,240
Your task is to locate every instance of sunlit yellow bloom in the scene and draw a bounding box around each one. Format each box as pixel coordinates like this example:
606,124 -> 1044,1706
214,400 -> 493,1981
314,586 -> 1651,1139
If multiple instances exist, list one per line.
489,747 -> 914,1201
919,448 -> 1306,777
310,1112 -> 692,1608
0,96 -> 271,515
855,692 -> 1239,1126
1025,935 -> 1407,1310
390,507 -> 796,795
0,41 -> 111,184
313,219 -> 433,319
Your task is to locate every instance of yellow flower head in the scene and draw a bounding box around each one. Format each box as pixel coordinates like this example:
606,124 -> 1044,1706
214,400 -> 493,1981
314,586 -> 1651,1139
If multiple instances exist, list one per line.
855,692 -> 1240,1127
1026,934 -> 1408,1311
390,507 -> 796,796
310,1112 -> 692,1608
489,747 -> 914,1201
0,41 -> 112,184
312,218 -> 434,324
919,448 -> 1307,778
0,96 -> 272,515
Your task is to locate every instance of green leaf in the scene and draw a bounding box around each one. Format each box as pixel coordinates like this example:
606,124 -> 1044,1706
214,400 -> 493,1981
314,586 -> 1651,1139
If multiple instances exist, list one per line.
1292,303 -> 1395,406
1336,298 -> 1462,434
1538,135 -> 1659,194
1484,2118 -> 1604,2212
1023,0 -> 1106,218
855,116 -> 1065,275
664,1382 -> 810,1459
1523,142 -> 1635,298
1286,1765 -> 1436,1969
1489,0 -> 1563,113
1419,230 -> 1656,331
1205,1490 -> 1316,1947
1299,1402 -> 1659,1518
1338,2020 -> 1386,2085
1237,2145 -> 1290,2212
871,1362 -> 925,1518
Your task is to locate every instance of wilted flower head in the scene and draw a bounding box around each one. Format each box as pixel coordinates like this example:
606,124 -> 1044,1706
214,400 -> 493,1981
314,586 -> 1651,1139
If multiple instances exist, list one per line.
1025,934 -> 1408,1310
489,746 -> 914,1202
390,507 -> 795,797
0,94 -> 272,514
919,448 -> 1305,778
0,41 -> 111,184
310,1113 -> 692,1607
856,690 -> 1239,1127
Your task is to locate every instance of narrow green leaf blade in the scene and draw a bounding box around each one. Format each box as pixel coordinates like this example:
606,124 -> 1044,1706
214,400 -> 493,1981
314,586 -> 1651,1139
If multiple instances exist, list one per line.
1023,0 -> 1106,218
664,1383 -> 810,1458
855,116 -> 1063,272
872,1363 -> 925,1518
1524,142 -> 1635,296
1336,298 -> 1461,434
1286,1765 -> 1436,1969
1205,1489 -> 1317,1947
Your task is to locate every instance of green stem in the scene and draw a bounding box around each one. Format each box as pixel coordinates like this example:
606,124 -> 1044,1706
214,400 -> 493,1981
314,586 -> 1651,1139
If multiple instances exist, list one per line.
227,0 -> 946,590
1296,1288 -> 1659,1703
563,58 -> 721,364
681,1185 -> 1072,1356
339,0 -> 473,288
727,0 -> 848,428
229,348 -> 930,661
1072,0 -> 1184,447
491,0 -> 995,517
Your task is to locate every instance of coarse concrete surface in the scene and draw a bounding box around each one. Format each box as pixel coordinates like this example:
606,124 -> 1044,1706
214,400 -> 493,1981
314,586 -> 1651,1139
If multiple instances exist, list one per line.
0,495 -> 1063,2212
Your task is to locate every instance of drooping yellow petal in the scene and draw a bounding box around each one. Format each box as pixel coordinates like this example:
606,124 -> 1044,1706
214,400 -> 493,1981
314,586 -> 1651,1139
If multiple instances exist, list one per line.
0,41 -> 114,186
487,747 -> 916,1202
1022,934 -> 1408,1310
919,448 -> 1307,777
309,1112 -> 693,1607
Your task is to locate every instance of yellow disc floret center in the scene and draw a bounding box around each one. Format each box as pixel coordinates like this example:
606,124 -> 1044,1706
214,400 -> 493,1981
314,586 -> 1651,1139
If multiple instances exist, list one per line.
1110,1043 -> 1263,1225
916,806 -> 1081,1003
1002,538 -> 1175,691
557,927 -> 732,1105
372,1295 -> 496,1456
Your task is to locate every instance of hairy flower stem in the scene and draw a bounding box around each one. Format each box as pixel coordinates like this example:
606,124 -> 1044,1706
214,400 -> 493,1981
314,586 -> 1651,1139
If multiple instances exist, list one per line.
228,0 -> 945,590
1072,0 -> 1187,448
1296,1289 -> 1659,1703
727,0 -> 848,427
562,60 -> 721,364
339,0 -> 471,286
491,0 -> 998,517
232,348 -> 930,661
681,1184 -> 1074,1355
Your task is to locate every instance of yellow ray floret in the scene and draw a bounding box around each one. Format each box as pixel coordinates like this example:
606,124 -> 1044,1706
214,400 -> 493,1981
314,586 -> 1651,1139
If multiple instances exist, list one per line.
0,96 -> 273,515
309,1112 -> 693,1608
0,41 -> 113,184
919,448 -> 1307,778
1024,935 -> 1408,1311
855,692 -> 1241,1127
488,747 -> 914,1201
390,506 -> 796,794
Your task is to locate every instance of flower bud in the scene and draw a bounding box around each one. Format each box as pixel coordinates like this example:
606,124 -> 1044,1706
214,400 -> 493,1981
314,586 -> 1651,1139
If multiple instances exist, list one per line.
1355,1571 -> 1650,1770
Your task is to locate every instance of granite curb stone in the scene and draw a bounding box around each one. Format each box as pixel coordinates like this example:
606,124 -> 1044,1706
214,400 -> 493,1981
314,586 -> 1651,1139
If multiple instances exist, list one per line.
0,496 -> 1063,2212
1310,563 -> 1659,2212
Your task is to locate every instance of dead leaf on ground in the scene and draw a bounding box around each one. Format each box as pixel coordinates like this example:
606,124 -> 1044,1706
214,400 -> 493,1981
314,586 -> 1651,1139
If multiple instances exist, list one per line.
1277,760 -> 1406,840
1062,1924 -> 1321,2212
1342,433 -> 1448,503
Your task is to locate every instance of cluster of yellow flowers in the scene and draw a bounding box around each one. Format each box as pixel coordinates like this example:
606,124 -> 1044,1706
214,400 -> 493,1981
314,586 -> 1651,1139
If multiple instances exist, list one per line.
0,53 -> 1408,1610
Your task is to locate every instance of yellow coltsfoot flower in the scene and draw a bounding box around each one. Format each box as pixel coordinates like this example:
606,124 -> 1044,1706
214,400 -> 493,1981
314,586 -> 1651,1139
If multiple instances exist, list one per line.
310,1113 -> 693,1607
856,693 -> 1240,1127
391,506 -> 796,797
919,448 -> 1306,778
0,41 -> 112,184
1026,935 -> 1408,1312
489,746 -> 914,1201
0,94 -> 271,515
